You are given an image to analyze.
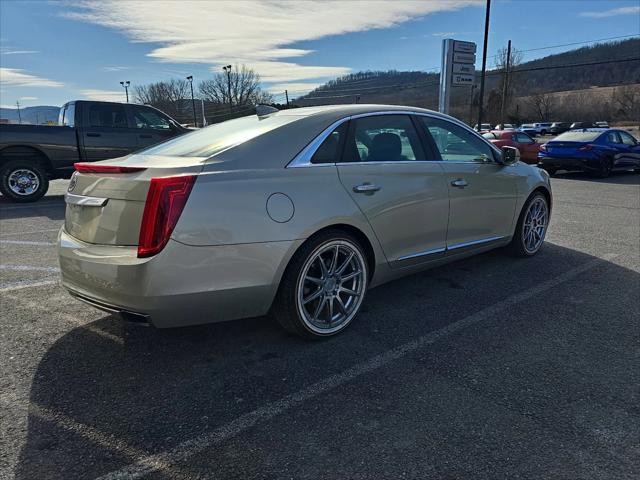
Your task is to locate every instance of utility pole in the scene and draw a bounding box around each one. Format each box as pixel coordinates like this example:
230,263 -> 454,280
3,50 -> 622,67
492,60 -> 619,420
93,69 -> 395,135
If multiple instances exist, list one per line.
16,100 -> 22,124
186,75 -> 197,127
476,0 -> 491,130
120,81 -> 130,103
500,40 -> 512,126
223,65 -> 232,112
285,90 -> 289,108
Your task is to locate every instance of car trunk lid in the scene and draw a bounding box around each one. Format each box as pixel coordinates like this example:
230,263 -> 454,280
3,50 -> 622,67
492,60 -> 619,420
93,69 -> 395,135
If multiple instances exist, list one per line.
64,155 -> 205,246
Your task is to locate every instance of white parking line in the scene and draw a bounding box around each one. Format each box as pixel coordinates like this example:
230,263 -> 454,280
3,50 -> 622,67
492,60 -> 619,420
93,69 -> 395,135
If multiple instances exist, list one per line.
0,228 -> 61,237
0,201 -> 63,211
0,240 -> 55,246
0,279 -> 59,292
0,264 -> 60,272
98,251 -> 620,480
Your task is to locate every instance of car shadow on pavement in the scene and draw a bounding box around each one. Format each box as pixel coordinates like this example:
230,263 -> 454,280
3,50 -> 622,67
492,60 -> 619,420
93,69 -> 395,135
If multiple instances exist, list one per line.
0,195 -> 65,221
13,243 -> 640,479
552,170 -> 640,185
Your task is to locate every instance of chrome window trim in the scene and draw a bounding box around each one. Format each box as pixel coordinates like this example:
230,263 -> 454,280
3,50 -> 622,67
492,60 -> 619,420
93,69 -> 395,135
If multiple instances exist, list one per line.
287,110 -> 502,168
396,235 -> 506,262
65,192 -> 108,207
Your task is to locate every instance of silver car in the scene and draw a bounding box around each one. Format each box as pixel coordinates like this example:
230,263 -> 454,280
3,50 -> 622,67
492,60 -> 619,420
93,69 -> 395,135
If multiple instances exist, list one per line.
58,105 -> 552,338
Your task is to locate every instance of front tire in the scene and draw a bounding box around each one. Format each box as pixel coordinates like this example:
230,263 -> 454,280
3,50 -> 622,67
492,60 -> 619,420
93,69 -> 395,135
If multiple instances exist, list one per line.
508,192 -> 549,257
0,160 -> 49,202
273,230 -> 369,339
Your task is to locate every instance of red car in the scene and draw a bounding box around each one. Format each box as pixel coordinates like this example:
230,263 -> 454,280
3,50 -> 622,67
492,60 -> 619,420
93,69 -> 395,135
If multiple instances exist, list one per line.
482,130 -> 541,164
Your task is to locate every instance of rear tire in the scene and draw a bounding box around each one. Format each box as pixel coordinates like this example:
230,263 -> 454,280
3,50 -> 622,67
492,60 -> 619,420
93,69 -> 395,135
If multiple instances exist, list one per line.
507,192 -> 549,257
0,160 -> 49,202
595,157 -> 612,178
272,229 -> 369,339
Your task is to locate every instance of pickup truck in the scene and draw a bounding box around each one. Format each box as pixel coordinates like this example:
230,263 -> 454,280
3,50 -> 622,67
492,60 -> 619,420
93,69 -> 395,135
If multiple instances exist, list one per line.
0,100 -> 187,202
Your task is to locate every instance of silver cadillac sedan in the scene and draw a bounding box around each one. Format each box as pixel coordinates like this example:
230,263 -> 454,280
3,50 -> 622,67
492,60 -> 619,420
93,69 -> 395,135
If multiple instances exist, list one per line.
58,105 -> 552,338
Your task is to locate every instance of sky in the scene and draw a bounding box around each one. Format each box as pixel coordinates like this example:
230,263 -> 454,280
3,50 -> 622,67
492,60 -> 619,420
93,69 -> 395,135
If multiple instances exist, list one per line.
1,0 -> 639,108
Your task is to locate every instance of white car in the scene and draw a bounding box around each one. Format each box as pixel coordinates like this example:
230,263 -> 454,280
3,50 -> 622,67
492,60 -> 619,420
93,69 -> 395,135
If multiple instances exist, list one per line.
518,123 -> 552,136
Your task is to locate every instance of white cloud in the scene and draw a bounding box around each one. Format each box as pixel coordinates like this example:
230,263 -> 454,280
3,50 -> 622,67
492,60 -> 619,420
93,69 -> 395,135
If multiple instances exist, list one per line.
431,31 -> 458,37
580,6 -> 640,18
0,48 -> 39,55
80,89 -> 127,102
0,68 -> 64,87
20,96 -> 38,101
102,66 -> 130,72
65,0 -> 482,84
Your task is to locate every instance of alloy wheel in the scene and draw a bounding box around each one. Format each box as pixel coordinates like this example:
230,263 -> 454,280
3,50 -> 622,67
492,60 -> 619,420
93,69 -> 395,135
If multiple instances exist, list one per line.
296,240 -> 367,334
522,197 -> 548,254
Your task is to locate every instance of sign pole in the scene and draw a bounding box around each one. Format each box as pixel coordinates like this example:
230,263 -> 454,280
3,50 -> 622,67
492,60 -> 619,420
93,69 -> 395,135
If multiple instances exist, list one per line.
439,39 -> 453,114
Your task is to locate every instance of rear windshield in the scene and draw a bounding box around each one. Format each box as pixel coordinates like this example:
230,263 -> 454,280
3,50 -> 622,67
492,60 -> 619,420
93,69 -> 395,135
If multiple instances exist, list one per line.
554,131 -> 602,142
140,114 -> 301,158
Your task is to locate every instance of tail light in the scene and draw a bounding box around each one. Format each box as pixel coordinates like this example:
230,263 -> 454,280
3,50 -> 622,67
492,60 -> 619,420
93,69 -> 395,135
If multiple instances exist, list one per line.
74,163 -> 146,174
137,175 -> 196,258
578,144 -> 594,151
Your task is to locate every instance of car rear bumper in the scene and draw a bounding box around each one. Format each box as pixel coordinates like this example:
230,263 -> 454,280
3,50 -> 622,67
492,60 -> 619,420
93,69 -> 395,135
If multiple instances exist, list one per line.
538,156 -> 600,172
58,228 -> 302,328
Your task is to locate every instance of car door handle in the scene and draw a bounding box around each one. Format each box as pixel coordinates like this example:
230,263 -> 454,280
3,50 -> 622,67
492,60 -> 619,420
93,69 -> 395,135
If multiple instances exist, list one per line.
451,179 -> 468,188
139,134 -> 152,139
86,132 -> 101,137
353,183 -> 380,193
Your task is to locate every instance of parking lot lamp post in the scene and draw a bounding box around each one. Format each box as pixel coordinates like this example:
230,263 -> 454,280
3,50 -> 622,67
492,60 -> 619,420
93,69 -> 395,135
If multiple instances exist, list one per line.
223,65 -> 232,112
119,81 -> 130,103
186,76 -> 197,127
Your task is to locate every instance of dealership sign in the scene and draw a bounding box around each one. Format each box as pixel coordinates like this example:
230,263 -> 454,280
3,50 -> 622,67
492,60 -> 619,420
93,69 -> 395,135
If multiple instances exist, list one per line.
439,39 -> 477,114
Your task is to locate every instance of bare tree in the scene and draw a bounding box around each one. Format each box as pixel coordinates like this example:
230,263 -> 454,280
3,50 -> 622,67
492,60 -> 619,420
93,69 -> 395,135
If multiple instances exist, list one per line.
612,85 -> 640,120
199,65 -> 272,108
133,79 -> 191,119
494,45 -> 524,123
526,91 -> 555,121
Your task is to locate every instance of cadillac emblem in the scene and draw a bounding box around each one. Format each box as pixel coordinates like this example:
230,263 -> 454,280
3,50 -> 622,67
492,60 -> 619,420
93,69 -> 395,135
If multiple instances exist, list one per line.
68,172 -> 78,192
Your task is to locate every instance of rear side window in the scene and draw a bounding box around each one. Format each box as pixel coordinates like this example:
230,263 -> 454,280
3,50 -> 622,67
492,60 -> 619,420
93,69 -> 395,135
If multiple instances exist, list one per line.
140,114 -> 300,158
342,115 -> 425,162
89,104 -> 128,128
311,122 -> 348,164
606,132 -> 621,144
515,133 -> 534,143
419,117 -> 495,163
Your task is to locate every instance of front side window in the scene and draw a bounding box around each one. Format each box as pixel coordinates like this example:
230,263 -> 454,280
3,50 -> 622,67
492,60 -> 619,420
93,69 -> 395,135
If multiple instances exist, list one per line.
619,131 -> 638,145
311,122 -> 348,164
89,104 -> 128,128
419,117 -> 495,162
133,106 -> 171,130
342,115 -> 424,162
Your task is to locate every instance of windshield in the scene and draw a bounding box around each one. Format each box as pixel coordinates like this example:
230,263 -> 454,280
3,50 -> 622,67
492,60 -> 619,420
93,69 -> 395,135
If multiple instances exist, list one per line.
140,114 -> 301,158
553,131 -> 601,142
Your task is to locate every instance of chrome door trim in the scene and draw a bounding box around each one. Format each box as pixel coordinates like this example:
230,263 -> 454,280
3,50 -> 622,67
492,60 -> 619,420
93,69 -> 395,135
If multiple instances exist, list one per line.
287,109 -> 501,168
447,235 -> 506,251
65,192 -> 108,207
397,246 -> 446,261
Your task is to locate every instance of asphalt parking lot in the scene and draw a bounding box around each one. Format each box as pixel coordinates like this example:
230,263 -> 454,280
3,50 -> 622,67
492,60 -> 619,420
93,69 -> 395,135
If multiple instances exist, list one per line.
1,171 -> 639,479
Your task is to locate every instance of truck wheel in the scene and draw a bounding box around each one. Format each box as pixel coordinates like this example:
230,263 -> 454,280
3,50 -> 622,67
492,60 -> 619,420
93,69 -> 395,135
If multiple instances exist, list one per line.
0,160 -> 49,202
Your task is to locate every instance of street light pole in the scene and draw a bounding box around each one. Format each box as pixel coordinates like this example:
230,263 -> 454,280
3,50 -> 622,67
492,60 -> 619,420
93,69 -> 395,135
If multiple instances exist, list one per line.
186,75 -> 197,127
119,81 -> 130,103
222,65 -> 232,112
476,0 -> 491,130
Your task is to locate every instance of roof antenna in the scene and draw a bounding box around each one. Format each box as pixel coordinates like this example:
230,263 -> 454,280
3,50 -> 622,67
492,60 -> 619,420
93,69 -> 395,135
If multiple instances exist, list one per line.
256,105 -> 279,117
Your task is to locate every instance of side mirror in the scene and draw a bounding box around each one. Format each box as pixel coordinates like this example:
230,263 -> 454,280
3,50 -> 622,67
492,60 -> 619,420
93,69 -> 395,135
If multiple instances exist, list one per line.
501,146 -> 520,165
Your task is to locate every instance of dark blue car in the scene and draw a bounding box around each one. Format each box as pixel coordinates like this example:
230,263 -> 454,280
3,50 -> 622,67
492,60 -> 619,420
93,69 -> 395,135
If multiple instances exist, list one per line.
539,129 -> 640,177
